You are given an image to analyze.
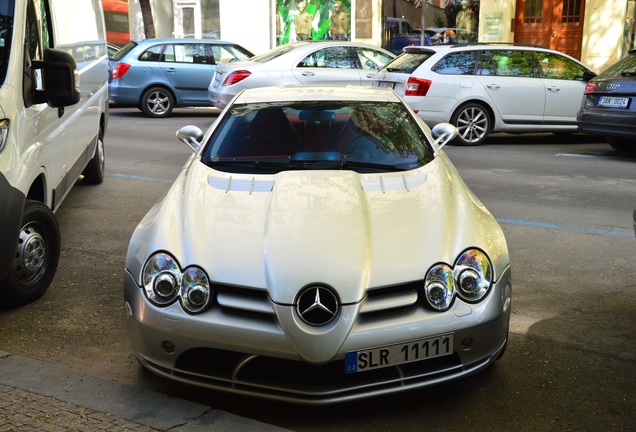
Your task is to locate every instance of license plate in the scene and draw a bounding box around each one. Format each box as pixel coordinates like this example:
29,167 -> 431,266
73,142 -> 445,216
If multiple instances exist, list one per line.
598,96 -> 630,108
345,334 -> 454,374
378,81 -> 394,89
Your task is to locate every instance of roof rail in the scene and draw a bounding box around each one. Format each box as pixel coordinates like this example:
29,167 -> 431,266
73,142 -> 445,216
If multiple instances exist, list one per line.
448,42 -> 550,49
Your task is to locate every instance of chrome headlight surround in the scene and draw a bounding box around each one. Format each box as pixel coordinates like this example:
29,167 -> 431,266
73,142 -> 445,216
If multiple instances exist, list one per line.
424,264 -> 455,311
424,248 -> 493,311
142,252 -> 211,313
0,119 -> 10,153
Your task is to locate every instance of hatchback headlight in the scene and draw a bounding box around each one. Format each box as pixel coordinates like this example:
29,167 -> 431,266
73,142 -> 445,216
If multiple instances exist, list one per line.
142,252 -> 211,313
424,248 -> 493,311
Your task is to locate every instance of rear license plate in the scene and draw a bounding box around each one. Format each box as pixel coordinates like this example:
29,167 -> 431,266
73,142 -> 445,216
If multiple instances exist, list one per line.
598,96 -> 630,108
345,334 -> 454,374
378,81 -> 394,89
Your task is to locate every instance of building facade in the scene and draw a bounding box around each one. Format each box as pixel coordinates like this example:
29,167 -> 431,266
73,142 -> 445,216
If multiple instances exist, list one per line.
122,0 -> 635,72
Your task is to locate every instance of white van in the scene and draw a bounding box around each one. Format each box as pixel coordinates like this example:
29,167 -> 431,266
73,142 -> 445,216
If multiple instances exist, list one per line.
0,0 -> 109,306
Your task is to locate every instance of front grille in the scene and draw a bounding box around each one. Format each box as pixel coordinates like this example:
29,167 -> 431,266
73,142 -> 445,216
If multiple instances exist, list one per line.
163,347 -> 469,404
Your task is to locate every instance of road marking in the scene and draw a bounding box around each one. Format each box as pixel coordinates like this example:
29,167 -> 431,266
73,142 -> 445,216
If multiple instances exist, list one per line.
108,173 -> 174,184
497,218 -> 632,237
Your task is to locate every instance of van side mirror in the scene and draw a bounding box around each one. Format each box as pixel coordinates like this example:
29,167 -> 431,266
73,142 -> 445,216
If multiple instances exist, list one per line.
31,49 -> 81,107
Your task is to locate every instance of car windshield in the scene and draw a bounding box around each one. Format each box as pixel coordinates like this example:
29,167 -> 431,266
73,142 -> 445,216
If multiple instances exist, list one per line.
382,51 -> 436,74
201,101 -> 435,174
249,44 -> 298,63
0,0 -> 14,85
111,41 -> 137,61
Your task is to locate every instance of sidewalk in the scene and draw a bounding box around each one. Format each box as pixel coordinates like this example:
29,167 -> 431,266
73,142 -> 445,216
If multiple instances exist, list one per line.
0,351 -> 289,431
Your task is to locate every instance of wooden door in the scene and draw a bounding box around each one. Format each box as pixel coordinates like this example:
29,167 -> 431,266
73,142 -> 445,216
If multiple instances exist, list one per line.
515,0 -> 585,59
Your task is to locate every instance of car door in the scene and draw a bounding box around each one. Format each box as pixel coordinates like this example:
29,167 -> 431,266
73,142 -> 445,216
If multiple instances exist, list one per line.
475,49 -> 545,125
354,47 -> 395,85
292,46 -> 362,85
533,50 -> 592,125
160,43 -> 216,104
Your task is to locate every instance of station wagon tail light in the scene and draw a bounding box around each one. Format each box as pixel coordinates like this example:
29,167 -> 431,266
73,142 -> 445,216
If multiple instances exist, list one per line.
143,252 -> 212,313
583,82 -> 597,94
405,77 -> 432,97
423,248 -> 493,311
111,63 -> 131,80
223,70 -> 252,86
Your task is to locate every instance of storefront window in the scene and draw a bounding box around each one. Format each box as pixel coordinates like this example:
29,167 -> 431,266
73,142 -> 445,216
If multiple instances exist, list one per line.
275,0 -> 351,45
439,1 -> 479,43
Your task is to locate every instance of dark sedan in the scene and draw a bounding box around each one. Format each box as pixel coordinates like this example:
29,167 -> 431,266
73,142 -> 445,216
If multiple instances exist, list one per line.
577,49 -> 636,153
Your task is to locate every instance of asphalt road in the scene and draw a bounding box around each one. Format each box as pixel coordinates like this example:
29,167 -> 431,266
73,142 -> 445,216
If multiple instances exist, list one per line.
1,107 -> 634,431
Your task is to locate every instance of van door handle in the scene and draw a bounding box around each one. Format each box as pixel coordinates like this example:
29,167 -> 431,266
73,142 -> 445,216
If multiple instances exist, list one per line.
546,86 -> 560,92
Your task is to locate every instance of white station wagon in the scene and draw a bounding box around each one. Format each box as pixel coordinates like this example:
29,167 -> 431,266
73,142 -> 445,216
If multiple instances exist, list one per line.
375,44 -> 597,145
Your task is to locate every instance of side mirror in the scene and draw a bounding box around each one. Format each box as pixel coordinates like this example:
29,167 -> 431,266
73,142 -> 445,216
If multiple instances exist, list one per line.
176,125 -> 204,152
431,122 -> 458,149
32,49 -> 81,107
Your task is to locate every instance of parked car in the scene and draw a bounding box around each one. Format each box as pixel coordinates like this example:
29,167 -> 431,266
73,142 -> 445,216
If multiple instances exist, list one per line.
577,49 -> 636,153
124,85 -> 512,404
374,44 -> 597,145
207,41 -> 395,109
109,38 -> 254,117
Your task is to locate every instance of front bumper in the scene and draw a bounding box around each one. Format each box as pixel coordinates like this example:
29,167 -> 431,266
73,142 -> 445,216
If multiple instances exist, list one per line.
124,265 -> 512,405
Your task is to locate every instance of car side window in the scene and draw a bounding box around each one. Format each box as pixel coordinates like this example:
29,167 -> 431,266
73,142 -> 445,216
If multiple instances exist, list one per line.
299,47 -> 355,69
431,51 -> 477,75
534,51 -> 588,80
139,44 -> 164,62
481,50 -> 535,77
172,44 -> 205,64
356,48 -> 394,71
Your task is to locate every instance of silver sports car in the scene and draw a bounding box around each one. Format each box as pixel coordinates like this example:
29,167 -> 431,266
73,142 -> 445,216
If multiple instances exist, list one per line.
124,85 -> 512,405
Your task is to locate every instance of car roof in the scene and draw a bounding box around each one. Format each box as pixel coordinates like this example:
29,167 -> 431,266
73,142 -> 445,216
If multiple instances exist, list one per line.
132,38 -> 241,45
233,85 -> 402,104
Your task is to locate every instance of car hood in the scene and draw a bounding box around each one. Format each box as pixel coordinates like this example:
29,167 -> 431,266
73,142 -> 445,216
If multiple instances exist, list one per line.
127,154 -> 508,305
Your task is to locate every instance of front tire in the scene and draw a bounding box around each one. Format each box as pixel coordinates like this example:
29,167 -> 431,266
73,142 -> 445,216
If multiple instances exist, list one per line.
141,87 -> 175,118
450,103 -> 491,146
0,200 -> 60,307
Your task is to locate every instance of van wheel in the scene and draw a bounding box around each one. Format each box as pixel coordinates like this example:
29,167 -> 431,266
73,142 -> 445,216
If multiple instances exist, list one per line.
141,87 -> 174,118
82,127 -> 105,184
0,200 -> 60,307
450,103 -> 491,146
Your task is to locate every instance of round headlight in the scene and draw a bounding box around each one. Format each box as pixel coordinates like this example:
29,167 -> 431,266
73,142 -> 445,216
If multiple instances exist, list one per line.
180,267 -> 211,313
143,253 -> 181,305
424,264 -> 455,311
454,249 -> 492,302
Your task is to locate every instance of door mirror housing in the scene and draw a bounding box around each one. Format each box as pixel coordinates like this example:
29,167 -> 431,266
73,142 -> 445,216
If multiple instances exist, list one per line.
31,49 -> 81,107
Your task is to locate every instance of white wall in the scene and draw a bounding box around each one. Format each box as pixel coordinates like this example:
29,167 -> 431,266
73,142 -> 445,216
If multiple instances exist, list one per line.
218,0 -> 272,55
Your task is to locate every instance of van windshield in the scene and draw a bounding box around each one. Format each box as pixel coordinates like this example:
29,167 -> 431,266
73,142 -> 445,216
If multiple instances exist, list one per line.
0,0 -> 15,85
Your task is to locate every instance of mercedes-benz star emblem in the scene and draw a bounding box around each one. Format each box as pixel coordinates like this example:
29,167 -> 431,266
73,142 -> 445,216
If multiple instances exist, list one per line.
296,286 -> 339,326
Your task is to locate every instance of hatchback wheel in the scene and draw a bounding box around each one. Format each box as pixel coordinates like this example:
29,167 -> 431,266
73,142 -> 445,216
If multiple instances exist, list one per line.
450,103 -> 491,146
141,87 -> 175,118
